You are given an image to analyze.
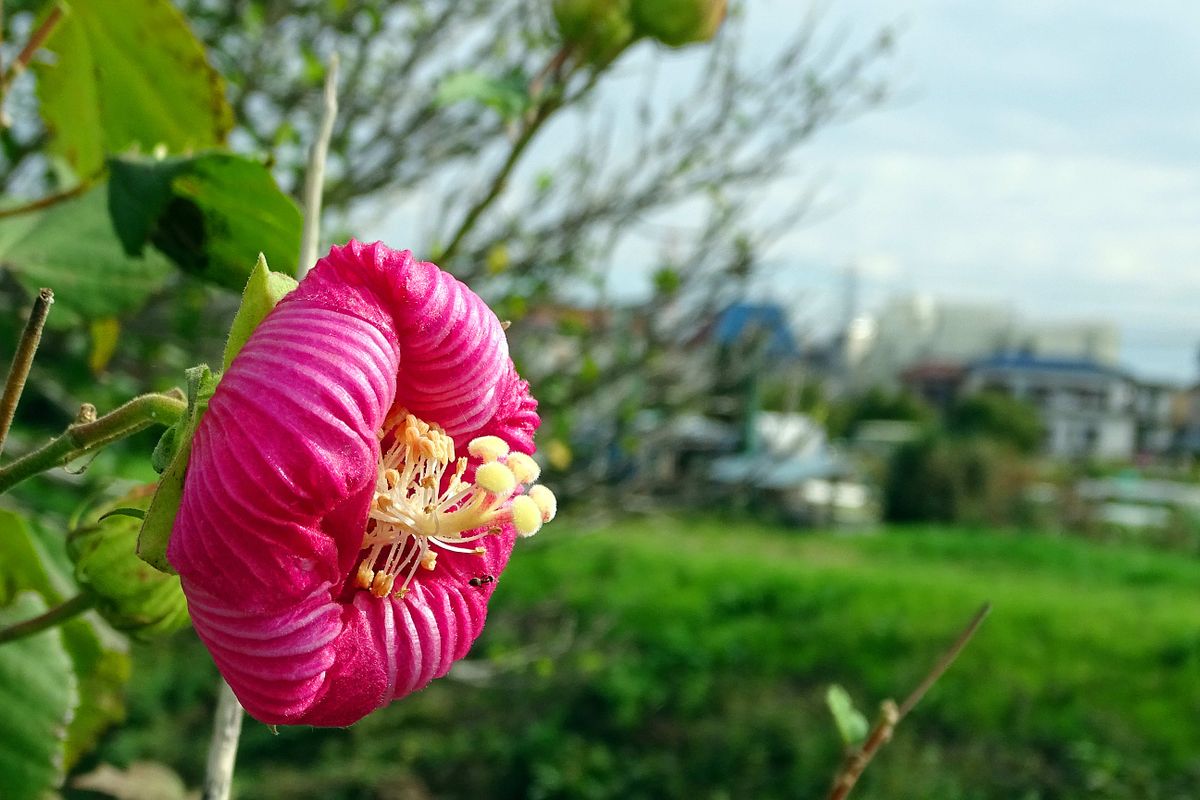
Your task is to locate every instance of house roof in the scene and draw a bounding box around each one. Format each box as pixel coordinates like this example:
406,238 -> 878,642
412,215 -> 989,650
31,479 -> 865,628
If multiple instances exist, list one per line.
712,303 -> 799,358
969,352 -> 1126,378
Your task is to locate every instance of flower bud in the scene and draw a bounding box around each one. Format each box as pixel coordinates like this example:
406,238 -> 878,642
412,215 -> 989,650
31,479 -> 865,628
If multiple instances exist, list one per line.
553,0 -> 637,66
631,0 -> 727,47
68,486 -> 190,639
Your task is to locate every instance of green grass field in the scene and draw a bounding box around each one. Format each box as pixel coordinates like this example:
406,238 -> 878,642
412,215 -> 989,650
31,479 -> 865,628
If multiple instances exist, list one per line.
96,516 -> 1200,799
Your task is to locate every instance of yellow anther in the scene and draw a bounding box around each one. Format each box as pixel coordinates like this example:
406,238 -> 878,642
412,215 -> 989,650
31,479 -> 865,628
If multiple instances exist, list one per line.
526,484 -> 557,522
375,492 -> 393,511
505,452 -> 540,484
355,561 -> 375,589
468,435 -> 510,462
511,495 -> 543,537
384,468 -> 401,487
371,572 -> 395,598
420,550 -> 438,571
475,462 -> 516,497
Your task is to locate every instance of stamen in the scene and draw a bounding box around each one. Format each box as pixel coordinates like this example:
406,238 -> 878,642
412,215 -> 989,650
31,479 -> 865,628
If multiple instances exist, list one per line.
353,411 -> 556,599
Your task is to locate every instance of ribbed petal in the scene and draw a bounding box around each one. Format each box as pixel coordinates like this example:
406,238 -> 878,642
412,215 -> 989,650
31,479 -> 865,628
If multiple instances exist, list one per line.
168,241 -> 538,725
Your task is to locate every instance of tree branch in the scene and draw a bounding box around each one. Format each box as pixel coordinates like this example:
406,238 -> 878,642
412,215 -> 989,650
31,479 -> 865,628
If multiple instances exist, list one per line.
827,603 -> 992,800
202,679 -> 244,800
0,288 -> 53,458
298,53 -> 340,276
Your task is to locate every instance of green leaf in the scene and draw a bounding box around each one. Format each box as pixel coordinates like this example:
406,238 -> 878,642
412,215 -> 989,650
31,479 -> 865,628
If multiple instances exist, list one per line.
435,69 -> 532,121
108,153 -> 303,289
58,617 -> 130,770
222,253 -> 298,370
70,486 -> 189,638
34,0 -> 233,178
0,592 -> 78,800
0,509 -> 56,606
138,365 -> 218,573
0,510 -> 131,769
826,684 -> 870,747
0,186 -> 172,323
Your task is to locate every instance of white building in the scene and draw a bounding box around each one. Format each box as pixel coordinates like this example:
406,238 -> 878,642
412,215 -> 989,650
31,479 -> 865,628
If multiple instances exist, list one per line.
843,294 -> 1119,390
962,354 -> 1135,460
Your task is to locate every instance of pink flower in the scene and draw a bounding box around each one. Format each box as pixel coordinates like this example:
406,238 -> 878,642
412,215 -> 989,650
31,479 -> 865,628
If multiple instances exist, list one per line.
168,241 -> 556,726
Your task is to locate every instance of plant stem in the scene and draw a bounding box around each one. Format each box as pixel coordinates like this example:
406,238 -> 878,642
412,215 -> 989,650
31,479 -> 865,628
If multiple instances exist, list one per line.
0,593 -> 94,645
0,181 -> 90,218
203,679 -> 245,800
827,602 -> 991,800
0,4 -> 63,99
0,288 -> 53,458
298,52 -> 339,277
0,390 -> 186,494
439,46 -> 577,264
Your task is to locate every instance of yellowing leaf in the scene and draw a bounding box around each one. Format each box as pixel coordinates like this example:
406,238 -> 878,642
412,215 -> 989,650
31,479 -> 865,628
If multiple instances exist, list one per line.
35,0 -> 233,177
88,317 -> 120,374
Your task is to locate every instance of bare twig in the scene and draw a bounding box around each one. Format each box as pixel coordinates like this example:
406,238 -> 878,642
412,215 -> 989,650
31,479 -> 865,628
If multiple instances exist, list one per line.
0,4 -> 64,99
0,593 -> 94,645
202,680 -> 244,800
0,182 -> 91,218
827,602 -> 992,800
0,288 -> 53,458
298,52 -> 339,277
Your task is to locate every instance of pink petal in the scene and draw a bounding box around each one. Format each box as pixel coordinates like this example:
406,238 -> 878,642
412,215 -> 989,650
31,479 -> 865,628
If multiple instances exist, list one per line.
169,241 -> 537,725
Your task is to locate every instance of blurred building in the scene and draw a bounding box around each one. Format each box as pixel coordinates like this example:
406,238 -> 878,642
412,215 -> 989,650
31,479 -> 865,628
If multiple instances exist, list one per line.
841,294 -> 1118,391
961,354 -> 1137,460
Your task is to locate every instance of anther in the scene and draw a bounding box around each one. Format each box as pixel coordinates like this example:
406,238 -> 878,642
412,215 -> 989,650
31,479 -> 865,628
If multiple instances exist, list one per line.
505,452 -> 540,484
468,436 -> 509,462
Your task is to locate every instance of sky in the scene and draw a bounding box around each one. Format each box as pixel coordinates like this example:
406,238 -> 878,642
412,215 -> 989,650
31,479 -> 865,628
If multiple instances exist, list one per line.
376,1 -> 1200,382
742,0 -> 1200,382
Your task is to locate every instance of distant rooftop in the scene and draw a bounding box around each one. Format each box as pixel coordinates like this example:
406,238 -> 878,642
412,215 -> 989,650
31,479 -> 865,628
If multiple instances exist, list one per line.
712,303 -> 799,359
970,352 -> 1126,378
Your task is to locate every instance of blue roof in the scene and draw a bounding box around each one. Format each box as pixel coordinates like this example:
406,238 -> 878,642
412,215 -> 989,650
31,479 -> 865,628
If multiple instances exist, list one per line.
970,353 -> 1123,377
712,303 -> 799,358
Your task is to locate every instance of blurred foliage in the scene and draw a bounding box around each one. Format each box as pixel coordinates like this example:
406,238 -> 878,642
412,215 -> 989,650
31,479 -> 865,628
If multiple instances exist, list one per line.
947,390 -> 1043,455
827,387 -> 936,441
86,517 -> 1200,799
884,435 -> 1036,526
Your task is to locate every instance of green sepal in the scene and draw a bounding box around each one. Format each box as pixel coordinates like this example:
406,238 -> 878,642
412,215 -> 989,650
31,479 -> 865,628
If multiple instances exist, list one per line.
69,487 -> 189,639
222,253 -> 298,370
137,258 -> 294,571
137,365 -> 217,574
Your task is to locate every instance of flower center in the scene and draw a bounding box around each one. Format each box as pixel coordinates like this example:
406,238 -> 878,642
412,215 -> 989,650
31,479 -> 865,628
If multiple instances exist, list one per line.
353,411 -> 556,599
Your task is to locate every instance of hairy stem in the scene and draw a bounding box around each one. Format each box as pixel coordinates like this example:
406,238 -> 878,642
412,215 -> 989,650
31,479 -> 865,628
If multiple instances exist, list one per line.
203,679 -> 245,800
827,602 -> 991,800
0,288 -> 53,458
0,593 -> 95,645
0,391 -> 186,495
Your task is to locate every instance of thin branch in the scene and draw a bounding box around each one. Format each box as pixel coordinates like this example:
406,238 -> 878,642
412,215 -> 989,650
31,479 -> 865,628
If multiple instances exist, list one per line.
298,53 -> 339,277
827,603 -> 992,800
0,288 -> 52,458
0,390 -> 186,495
0,4 -> 64,99
0,180 -> 90,218
0,593 -> 94,645
202,679 -> 244,800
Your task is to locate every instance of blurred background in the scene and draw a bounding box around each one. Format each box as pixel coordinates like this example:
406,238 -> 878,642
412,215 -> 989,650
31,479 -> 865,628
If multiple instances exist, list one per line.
1,0 -> 1198,798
